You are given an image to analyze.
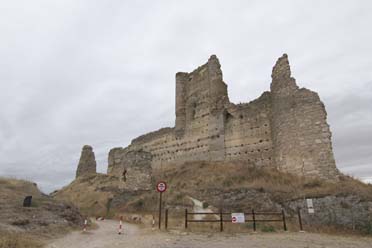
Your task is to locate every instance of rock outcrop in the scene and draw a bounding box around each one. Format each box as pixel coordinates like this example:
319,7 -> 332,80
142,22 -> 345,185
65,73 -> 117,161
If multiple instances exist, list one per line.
76,145 -> 97,178
287,195 -> 372,231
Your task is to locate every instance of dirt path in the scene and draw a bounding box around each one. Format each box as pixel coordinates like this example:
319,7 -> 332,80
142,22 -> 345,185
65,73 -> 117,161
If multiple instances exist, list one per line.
47,220 -> 372,248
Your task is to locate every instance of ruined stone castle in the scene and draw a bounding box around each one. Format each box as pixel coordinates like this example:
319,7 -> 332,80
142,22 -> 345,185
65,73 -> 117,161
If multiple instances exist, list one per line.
76,54 -> 339,187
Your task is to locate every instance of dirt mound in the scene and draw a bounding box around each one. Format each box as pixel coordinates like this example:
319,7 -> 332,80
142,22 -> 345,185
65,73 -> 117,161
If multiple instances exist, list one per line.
0,178 -> 83,240
52,174 -> 122,216
53,173 -> 156,218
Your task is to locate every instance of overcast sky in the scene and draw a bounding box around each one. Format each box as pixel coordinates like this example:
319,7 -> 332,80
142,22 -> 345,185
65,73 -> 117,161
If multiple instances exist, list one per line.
0,1 -> 371,192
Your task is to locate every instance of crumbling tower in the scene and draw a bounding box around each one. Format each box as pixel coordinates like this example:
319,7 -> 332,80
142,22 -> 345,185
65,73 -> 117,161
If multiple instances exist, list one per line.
76,145 -> 97,178
174,55 -> 229,160
270,54 -> 339,179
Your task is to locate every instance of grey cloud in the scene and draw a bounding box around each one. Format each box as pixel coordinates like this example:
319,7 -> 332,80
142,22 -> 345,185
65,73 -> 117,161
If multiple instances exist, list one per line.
0,0 -> 371,192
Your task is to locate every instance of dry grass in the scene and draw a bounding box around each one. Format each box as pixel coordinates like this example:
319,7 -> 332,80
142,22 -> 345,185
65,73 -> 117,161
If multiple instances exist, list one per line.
52,161 -> 372,227
0,177 -> 84,244
0,178 -> 42,205
152,161 -> 372,208
0,232 -> 43,248
53,174 -> 119,216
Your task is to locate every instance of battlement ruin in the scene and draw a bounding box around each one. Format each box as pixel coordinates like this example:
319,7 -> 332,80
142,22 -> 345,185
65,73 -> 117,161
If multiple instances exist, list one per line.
103,54 -> 339,186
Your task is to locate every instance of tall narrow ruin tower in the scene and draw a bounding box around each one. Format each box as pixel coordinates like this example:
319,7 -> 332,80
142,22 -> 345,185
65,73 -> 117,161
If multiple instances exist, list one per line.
270,54 -> 339,179
76,145 -> 97,178
175,55 -> 229,160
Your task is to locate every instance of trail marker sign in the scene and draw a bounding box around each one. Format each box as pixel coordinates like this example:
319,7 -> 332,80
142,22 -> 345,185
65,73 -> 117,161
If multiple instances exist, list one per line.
156,181 -> 167,193
306,198 -> 315,214
231,213 -> 245,223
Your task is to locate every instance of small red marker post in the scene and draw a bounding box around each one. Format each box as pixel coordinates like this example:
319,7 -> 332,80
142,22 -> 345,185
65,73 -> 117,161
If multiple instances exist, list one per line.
118,216 -> 123,235
83,219 -> 87,232
156,181 -> 167,229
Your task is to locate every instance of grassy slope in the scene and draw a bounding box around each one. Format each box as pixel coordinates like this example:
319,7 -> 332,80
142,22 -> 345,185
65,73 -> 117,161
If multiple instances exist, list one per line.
151,161 -> 372,211
52,161 -> 372,219
0,177 -> 83,247
53,174 -> 121,216
0,177 -> 42,204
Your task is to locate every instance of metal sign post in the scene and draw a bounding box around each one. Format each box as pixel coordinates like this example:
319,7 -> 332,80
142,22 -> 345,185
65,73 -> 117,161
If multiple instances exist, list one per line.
156,181 -> 167,229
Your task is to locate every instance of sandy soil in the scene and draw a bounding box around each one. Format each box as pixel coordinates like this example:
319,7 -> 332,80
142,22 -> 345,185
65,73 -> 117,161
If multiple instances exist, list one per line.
46,220 -> 372,248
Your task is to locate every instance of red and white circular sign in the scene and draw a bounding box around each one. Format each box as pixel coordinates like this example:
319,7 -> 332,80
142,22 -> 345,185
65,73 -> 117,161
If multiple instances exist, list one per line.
232,216 -> 237,223
156,181 -> 167,193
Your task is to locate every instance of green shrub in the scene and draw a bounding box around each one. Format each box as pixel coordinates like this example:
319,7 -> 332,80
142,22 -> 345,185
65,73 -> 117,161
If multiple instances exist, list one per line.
222,179 -> 233,187
364,221 -> 372,234
134,199 -> 144,209
261,225 -> 276,232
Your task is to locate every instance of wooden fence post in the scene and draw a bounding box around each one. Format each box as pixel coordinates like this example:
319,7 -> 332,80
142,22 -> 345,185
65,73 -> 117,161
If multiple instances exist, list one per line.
252,209 -> 256,232
297,207 -> 303,232
282,209 -> 287,231
220,210 -> 223,232
165,208 -> 168,230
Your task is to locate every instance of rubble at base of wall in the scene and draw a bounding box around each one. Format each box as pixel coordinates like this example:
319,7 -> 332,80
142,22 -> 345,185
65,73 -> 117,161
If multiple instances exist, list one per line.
285,195 -> 372,232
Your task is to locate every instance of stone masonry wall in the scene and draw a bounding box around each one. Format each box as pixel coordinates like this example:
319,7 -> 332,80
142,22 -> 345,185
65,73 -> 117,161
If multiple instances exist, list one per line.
107,54 -> 339,182
270,54 -> 339,179
224,92 -> 273,166
107,148 -> 152,190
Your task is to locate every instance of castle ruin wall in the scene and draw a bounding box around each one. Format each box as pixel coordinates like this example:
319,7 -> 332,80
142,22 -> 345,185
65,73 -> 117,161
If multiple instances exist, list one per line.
107,54 -> 339,181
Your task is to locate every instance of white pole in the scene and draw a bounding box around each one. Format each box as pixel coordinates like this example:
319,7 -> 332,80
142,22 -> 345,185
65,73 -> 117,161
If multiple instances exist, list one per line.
83,219 -> 87,232
118,216 -> 123,235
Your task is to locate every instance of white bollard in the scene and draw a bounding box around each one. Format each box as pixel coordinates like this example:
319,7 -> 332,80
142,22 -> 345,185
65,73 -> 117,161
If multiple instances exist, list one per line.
152,216 -> 155,230
83,219 -> 88,232
118,216 -> 123,235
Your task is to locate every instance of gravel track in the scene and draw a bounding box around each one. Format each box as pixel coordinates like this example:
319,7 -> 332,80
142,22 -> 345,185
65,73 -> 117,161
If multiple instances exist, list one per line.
46,220 -> 372,248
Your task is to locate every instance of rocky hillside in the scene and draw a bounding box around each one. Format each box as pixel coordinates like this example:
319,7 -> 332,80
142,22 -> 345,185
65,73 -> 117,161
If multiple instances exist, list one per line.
53,161 -> 372,233
157,162 -> 372,232
52,173 -> 156,218
0,177 -> 83,245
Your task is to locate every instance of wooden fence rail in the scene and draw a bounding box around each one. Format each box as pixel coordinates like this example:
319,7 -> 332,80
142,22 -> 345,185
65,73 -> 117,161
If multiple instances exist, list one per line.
184,208 -> 292,232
